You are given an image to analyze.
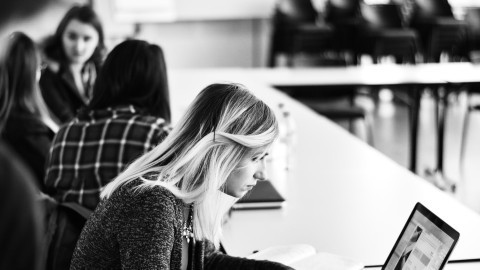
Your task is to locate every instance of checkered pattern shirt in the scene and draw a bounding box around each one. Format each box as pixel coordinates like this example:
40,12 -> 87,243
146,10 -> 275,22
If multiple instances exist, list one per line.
44,105 -> 170,210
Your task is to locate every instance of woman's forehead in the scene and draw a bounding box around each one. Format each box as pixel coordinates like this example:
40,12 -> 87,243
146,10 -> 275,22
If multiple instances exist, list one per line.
248,146 -> 269,156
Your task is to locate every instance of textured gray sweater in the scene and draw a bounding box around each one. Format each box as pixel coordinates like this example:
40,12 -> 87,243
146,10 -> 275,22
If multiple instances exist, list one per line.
70,179 -> 292,270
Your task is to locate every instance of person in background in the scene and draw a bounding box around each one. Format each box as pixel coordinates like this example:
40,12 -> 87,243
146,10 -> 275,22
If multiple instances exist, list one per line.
0,1 -> 72,269
0,142 -> 45,270
40,4 -> 106,124
44,39 -> 171,211
1,32 -> 59,191
0,62 -> 44,270
71,83 -> 293,270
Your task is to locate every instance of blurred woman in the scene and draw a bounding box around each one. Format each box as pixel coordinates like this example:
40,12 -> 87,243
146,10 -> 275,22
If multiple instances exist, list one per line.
1,32 -> 58,190
40,4 -> 106,123
44,39 -> 171,210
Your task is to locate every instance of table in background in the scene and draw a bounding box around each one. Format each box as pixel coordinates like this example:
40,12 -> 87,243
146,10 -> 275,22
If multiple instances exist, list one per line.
249,63 -> 480,176
171,64 -> 480,179
169,68 -> 480,267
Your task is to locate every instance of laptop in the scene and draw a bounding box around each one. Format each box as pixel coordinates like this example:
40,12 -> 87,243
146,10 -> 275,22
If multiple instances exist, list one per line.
382,202 -> 460,270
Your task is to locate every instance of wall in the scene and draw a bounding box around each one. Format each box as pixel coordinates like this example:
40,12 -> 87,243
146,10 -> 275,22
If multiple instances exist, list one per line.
1,1 -> 87,42
136,20 -> 271,68
94,0 -> 274,68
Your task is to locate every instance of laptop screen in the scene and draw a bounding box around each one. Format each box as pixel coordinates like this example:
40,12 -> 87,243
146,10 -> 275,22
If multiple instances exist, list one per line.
383,203 -> 460,270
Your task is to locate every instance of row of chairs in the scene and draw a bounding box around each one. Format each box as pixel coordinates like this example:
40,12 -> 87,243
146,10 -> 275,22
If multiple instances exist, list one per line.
269,0 -> 480,164
268,0 -> 480,67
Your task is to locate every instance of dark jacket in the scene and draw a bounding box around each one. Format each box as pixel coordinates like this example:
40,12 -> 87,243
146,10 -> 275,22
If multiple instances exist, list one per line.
0,141 -> 44,270
2,109 -> 54,191
39,64 -> 93,124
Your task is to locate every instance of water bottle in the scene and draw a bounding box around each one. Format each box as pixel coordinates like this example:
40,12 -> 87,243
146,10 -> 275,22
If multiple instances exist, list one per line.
282,110 -> 296,170
266,103 -> 289,195
272,103 -> 295,172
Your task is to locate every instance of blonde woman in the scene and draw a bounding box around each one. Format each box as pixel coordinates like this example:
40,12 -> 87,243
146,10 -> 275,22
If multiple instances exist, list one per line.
71,83 -> 292,270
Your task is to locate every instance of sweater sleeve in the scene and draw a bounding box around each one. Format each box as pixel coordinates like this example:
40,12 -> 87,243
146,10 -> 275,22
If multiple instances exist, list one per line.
117,189 -> 177,270
204,240 -> 294,270
39,69 -> 75,123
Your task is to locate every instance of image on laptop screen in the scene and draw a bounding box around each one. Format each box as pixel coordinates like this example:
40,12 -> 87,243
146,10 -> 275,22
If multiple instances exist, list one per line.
383,203 -> 460,270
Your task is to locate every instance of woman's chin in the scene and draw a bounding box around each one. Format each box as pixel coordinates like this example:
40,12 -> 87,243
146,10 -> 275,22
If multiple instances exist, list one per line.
222,186 -> 254,198
237,188 -> 254,199
230,191 -> 244,199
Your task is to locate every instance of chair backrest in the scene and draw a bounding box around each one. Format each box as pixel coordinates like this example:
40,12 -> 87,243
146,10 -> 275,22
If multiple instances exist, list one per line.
269,0 -> 326,66
324,0 -> 361,24
42,195 -> 92,270
411,0 -> 453,21
464,7 -> 480,51
274,0 -> 318,25
361,3 -> 404,29
465,8 -> 480,32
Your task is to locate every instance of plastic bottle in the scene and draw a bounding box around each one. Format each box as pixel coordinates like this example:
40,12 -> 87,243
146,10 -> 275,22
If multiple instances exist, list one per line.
265,103 -> 289,195
275,103 -> 294,171
282,110 -> 296,170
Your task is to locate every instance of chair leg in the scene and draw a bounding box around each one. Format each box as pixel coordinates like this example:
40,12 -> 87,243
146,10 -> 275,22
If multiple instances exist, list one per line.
459,109 -> 472,181
348,118 -> 354,134
351,116 -> 374,147
365,114 -> 375,147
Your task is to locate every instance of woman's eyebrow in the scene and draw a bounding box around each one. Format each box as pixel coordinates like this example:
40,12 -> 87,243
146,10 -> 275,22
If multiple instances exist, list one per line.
255,152 -> 269,159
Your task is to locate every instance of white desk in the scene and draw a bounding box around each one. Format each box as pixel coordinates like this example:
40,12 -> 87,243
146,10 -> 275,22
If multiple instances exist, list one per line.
169,68 -> 480,267
368,262 -> 480,270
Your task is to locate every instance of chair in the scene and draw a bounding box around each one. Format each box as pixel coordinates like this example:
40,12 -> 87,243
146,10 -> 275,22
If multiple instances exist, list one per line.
269,0 -> 372,144
405,0 -> 466,192
275,67 -> 374,145
458,9 -> 480,175
464,7 -> 480,58
358,3 -> 419,64
268,0 -> 335,67
42,196 -> 91,270
323,0 -> 362,64
409,0 -> 468,62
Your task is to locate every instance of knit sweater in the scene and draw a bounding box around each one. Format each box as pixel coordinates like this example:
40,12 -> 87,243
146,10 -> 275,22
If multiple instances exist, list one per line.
70,179 -> 292,270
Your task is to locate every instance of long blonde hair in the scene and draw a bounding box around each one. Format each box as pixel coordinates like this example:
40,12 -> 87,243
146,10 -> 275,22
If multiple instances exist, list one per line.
101,83 -> 279,246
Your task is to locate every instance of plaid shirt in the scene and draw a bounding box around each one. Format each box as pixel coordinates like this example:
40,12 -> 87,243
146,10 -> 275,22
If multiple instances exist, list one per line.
44,105 -> 170,210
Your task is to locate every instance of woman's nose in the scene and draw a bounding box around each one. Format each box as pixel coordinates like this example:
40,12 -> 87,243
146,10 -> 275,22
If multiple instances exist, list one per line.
254,159 -> 268,181
74,39 -> 85,51
254,171 -> 267,181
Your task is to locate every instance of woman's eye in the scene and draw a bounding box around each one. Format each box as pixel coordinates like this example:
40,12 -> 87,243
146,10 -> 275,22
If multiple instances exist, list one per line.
67,33 -> 78,40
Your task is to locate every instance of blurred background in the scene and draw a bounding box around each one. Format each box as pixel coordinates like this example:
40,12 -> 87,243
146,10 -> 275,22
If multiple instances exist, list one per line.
5,0 -> 480,214
8,0 -> 480,68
